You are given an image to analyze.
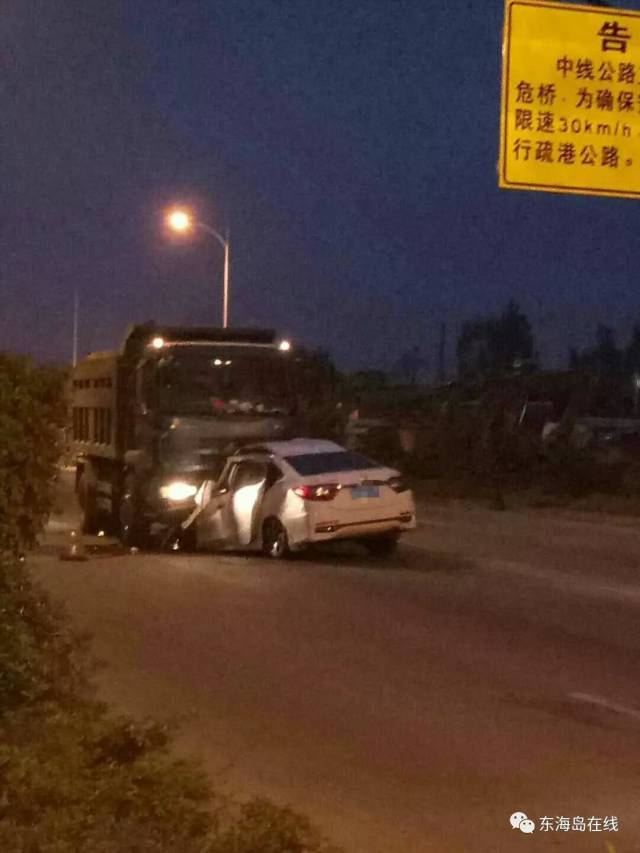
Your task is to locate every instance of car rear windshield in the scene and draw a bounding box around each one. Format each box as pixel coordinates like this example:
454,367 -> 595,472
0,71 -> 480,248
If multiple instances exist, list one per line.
284,451 -> 379,476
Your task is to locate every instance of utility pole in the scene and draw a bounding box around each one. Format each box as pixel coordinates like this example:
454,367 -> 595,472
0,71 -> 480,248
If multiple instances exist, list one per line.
222,228 -> 230,328
72,288 -> 79,368
438,322 -> 446,383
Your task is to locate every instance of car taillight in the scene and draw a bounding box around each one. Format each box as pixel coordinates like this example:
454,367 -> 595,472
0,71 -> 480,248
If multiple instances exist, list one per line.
388,476 -> 409,493
293,484 -> 342,501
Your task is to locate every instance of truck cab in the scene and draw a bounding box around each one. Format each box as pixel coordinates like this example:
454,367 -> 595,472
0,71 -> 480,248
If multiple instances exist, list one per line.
72,324 -> 300,547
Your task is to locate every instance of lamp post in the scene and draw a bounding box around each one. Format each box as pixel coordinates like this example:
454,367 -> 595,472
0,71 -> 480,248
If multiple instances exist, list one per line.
72,288 -> 79,367
166,208 -> 231,328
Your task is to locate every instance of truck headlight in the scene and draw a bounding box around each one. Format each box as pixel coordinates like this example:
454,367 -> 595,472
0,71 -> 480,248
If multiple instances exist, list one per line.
159,481 -> 198,502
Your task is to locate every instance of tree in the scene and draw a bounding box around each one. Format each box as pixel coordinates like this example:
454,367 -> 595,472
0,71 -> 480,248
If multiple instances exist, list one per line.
624,323 -> 640,375
594,324 -> 622,376
457,301 -> 534,381
569,324 -> 622,378
293,346 -> 339,405
457,319 -> 491,381
489,301 -> 534,373
568,346 -> 580,370
344,370 -> 388,393
393,346 -> 427,385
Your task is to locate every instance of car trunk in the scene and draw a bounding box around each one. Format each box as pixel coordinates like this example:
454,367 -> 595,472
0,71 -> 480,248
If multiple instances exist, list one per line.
295,467 -> 405,527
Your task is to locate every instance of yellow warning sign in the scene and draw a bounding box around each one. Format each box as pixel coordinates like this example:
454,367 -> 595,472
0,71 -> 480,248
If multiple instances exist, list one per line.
500,0 -> 640,199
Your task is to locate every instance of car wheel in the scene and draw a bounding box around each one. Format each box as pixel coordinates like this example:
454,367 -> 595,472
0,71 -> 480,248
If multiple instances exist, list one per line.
363,531 -> 399,557
262,518 -> 290,560
119,475 -> 150,549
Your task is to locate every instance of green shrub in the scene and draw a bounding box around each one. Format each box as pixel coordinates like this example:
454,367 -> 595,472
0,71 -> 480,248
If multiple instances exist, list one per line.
533,443 -> 623,498
0,557 -> 88,717
208,798 -> 342,853
0,354 -> 67,555
0,706 -> 215,853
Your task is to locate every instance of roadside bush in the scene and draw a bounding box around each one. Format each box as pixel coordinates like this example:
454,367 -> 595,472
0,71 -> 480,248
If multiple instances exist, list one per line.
355,424 -> 404,468
209,798 -> 342,853
0,705 -> 215,853
0,556 -> 87,717
532,443 -> 623,498
0,354 -> 67,555
379,385 -> 637,508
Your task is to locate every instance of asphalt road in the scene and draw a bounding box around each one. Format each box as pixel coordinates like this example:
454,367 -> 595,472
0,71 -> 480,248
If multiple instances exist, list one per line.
31,473 -> 640,852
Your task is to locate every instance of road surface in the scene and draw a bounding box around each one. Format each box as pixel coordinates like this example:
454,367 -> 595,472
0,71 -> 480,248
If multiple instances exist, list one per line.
31,473 -> 640,852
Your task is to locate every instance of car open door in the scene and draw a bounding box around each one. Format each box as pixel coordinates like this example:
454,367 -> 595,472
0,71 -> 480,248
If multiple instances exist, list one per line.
194,458 -> 268,550
194,462 -> 238,550
228,459 -> 268,546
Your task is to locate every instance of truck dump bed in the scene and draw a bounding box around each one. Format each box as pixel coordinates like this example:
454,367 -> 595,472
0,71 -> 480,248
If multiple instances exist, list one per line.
70,350 -> 120,460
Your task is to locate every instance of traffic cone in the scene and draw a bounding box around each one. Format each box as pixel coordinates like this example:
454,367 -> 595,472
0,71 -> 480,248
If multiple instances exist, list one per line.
59,528 -> 88,562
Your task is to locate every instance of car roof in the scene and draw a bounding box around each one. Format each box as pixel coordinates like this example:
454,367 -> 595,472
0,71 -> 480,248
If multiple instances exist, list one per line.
240,438 -> 345,457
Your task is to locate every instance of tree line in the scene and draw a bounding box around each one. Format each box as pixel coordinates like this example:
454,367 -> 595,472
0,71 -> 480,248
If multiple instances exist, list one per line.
348,302 -> 640,388
457,303 -> 640,385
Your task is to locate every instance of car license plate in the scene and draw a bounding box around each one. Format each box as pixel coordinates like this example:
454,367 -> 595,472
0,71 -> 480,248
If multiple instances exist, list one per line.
351,485 -> 379,499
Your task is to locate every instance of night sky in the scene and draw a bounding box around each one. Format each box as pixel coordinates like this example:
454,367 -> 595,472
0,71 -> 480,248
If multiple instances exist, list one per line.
3,0 -> 640,376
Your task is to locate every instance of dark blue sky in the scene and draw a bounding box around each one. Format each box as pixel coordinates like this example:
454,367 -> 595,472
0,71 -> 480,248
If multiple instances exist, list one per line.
2,0 -> 640,375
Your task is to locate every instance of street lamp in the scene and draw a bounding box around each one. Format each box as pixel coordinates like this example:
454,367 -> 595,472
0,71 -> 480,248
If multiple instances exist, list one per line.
167,209 -> 191,233
166,207 -> 231,328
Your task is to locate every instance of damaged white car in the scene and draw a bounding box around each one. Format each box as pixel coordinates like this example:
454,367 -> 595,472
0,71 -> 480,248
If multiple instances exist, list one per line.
184,438 -> 416,558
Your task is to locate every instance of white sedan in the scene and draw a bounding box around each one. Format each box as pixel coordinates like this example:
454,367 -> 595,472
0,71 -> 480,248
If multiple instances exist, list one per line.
186,438 -> 416,558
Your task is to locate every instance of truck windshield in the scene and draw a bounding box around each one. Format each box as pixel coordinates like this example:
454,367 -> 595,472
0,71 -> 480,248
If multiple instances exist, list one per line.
155,346 -> 294,416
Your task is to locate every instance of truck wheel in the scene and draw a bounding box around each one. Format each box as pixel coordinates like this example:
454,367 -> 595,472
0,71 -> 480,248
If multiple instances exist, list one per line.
262,518 -> 290,560
178,525 -> 197,552
78,472 -> 102,535
119,475 -> 150,549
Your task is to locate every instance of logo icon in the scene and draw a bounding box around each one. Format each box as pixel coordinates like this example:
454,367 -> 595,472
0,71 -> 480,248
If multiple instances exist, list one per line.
510,812 -> 536,834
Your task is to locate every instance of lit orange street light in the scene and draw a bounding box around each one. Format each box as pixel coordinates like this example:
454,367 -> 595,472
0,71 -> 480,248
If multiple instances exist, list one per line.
165,207 -> 230,328
166,208 -> 192,233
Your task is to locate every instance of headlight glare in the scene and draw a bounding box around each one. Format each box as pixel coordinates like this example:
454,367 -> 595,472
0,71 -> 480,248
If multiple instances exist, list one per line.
160,481 -> 198,502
